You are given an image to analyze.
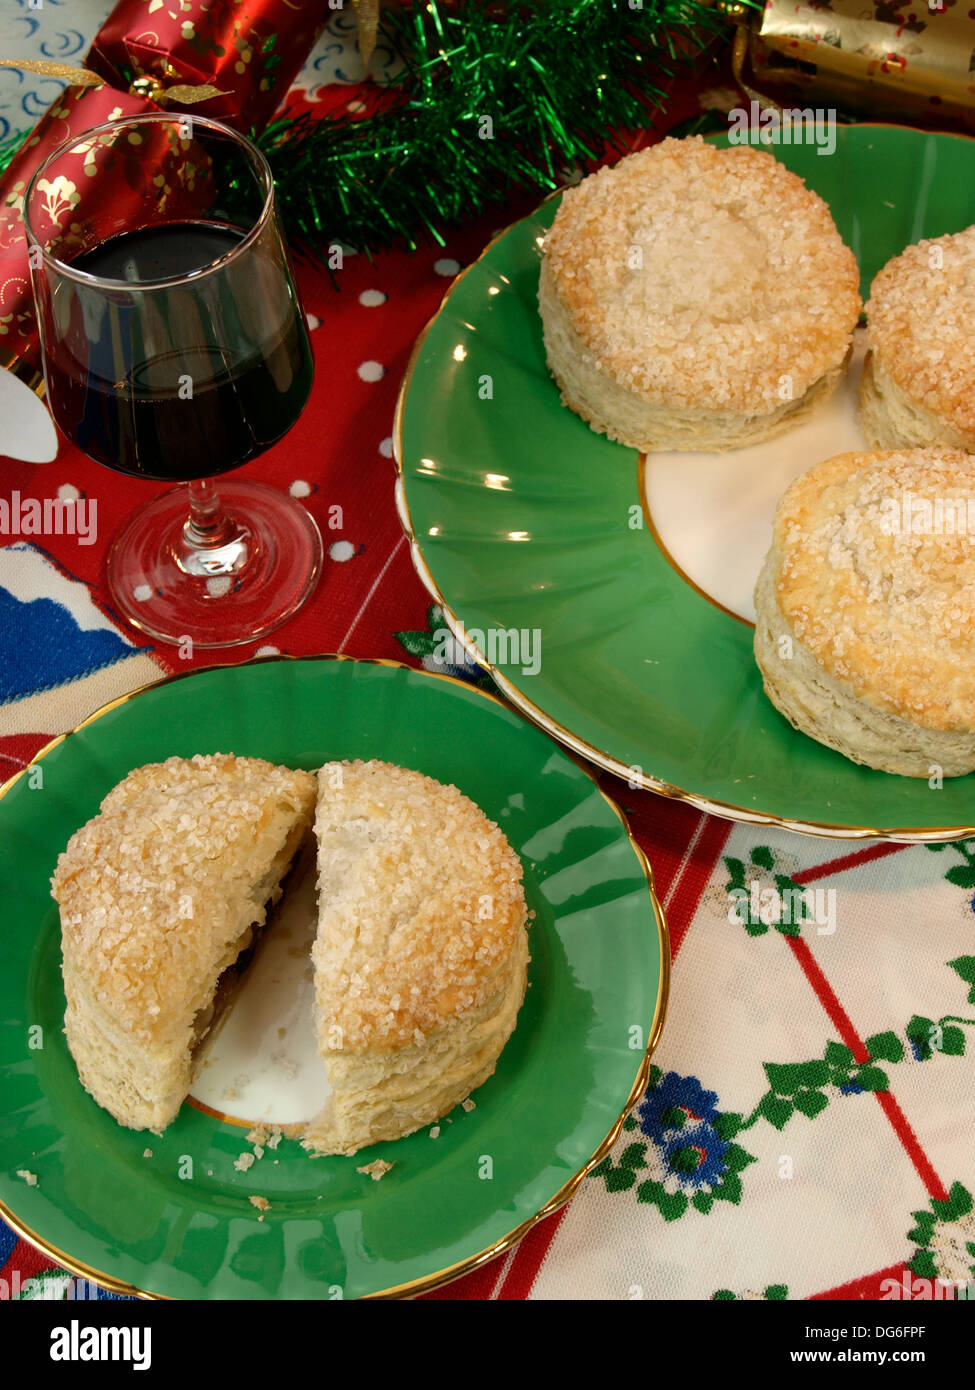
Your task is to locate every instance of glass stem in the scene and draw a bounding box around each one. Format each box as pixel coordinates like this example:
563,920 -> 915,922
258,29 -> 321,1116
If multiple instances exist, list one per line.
175,478 -> 251,578
184,478 -> 238,549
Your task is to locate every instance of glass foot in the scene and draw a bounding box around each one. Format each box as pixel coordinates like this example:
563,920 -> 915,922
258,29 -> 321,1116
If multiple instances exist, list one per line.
106,481 -> 323,649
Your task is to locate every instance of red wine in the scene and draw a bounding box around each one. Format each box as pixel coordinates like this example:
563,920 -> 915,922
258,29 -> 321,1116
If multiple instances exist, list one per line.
42,222 -> 314,481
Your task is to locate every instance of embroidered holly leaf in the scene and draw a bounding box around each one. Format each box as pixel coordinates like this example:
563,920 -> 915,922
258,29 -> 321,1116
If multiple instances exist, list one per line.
723,856 -> 746,888
765,1284 -> 789,1300
764,1063 -> 799,1094
948,956 -> 975,1004
865,1031 -> 904,1064
909,1249 -> 938,1279
910,1209 -> 937,1231
825,1040 -> 855,1068
394,628 -> 435,659
723,1142 -> 758,1172
792,1087 -> 829,1118
713,1111 -> 743,1140
945,865 -> 975,888
712,1172 -> 743,1204
854,1065 -> 889,1091
590,1146 -> 644,1193
758,1093 -> 793,1129
692,1191 -> 714,1214
636,1180 -> 688,1221
764,1060 -> 829,1094
774,874 -> 808,911
750,846 -> 775,870
592,1162 -> 639,1195
623,1115 -> 638,1131
906,1014 -> 936,1060
619,1143 -> 647,1169
745,918 -> 768,938
941,1025 -> 966,1056
933,1181 -> 973,1220
772,875 -> 805,935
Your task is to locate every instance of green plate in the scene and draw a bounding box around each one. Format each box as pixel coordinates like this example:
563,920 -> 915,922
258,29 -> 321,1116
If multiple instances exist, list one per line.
0,656 -> 665,1300
395,125 -> 975,840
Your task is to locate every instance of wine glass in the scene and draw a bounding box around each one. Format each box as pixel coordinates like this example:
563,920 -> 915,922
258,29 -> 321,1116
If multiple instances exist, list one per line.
24,113 -> 322,648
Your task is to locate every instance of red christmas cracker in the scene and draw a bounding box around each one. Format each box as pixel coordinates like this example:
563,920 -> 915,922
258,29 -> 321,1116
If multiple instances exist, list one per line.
86,0 -> 328,133
0,85 -> 157,383
0,0 -> 328,391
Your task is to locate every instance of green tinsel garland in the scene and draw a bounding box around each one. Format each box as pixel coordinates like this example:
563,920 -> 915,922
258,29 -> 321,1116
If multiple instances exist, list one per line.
263,0 -> 731,251
0,0 -> 734,254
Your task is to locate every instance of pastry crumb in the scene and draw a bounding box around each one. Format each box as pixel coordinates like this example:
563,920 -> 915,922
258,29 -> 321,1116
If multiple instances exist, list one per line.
16,1170 -> 37,1187
429,1126 -> 440,1139
356,1159 -> 394,1181
461,1098 -> 476,1113
246,1125 -> 268,1147
266,1129 -> 282,1150
234,1152 -> 255,1173
142,1148 -> 153,1159
249,1195 -> 270,1212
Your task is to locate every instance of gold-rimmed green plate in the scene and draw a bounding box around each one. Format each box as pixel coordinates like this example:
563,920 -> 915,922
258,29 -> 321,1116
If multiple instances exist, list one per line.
395,126 -> 975,841
0,656 -> 666,1299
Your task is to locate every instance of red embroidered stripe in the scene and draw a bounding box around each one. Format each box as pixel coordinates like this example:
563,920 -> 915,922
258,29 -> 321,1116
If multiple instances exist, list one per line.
667,815 -> 733,958
810,1262 -> 912,1301
494,1206 -> 568,1300
786,936 -> 947,1201
792,842 -> 910,886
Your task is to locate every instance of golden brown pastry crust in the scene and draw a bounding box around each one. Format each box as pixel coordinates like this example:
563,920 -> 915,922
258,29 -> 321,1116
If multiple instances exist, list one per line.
763,449 -> 975,741
313,759 -> 527,1052
303,759 -> 530,1155
51,753 -> 317,1129
539,135 -> 860,447
864,228 -> 975,443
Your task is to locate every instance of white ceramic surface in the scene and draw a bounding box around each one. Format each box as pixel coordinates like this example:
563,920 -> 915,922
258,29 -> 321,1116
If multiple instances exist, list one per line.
643,328 -> 868,624
0,367 -> 58,463
190,847 -> 332,1128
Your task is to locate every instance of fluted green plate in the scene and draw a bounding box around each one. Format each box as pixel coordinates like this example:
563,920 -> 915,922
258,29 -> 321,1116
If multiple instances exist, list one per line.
0,656 -> 665,1299
395,125 -> 975,840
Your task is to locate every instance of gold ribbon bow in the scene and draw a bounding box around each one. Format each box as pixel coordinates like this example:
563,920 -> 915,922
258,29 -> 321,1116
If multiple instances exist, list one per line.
0,59 -> 228,106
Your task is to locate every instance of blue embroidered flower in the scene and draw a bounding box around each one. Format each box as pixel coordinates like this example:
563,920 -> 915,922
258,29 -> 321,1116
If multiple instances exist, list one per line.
840,1079 -> 864,1095
637,1072 -> 730,1192
592,1067 -> 757,1217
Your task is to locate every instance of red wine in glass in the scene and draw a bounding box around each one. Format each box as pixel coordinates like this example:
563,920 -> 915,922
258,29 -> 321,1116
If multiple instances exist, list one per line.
45,222 -> 315,483
26,116 -> 322,648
